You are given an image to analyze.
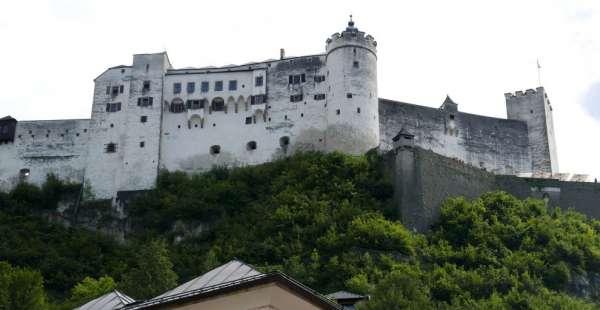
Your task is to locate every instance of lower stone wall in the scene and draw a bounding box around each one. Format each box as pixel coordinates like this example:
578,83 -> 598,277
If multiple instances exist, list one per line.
393,146 -> 600,232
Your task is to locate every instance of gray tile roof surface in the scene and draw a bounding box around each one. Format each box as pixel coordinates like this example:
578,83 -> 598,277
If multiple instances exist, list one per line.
326,291 -> 366,300
74,290 -> 135,310
155,260 -> 262,299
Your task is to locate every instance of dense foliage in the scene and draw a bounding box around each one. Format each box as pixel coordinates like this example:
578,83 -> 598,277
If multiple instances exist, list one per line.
1,152 -> 600,309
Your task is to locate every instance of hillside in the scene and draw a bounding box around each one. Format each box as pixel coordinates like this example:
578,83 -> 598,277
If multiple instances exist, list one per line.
1,152 -> 600,309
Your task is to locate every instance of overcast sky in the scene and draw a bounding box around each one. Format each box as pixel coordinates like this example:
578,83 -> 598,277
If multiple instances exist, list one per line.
0,0 -> 598,179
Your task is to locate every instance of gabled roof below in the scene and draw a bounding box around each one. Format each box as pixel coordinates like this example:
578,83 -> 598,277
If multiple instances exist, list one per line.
75,290 -> 135,310
155,259 -> 262,299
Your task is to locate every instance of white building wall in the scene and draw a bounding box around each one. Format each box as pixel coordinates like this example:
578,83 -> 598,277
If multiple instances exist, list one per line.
0,119 -> 89,191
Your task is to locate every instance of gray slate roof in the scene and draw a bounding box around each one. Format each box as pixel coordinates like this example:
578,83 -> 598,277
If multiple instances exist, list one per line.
327,290 -> 366,300
74,290 -> 135,310
154,260 -> 262,299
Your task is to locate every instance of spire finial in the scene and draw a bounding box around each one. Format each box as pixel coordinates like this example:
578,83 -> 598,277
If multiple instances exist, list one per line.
347,14 -> 356,31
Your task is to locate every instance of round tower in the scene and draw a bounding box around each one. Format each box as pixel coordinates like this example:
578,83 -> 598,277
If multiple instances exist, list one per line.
324,16 -> 379,154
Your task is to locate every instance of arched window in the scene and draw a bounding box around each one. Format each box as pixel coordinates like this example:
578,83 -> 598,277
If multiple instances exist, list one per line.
247,141 -> 257,151
210,145 -> 221,155
211,97 -> 225,112
279,136 -> 290,147
170,98 -> 185,113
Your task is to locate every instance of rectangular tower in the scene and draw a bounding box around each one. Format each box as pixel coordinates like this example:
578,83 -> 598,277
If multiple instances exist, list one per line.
85,53 -> 171,200
505,87 -> 558,175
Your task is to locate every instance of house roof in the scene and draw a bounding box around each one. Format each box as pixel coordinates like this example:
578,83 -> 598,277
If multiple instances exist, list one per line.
122,260 -> 341,310
326,291 -> 365,300
0,116 -> 16,121
155,259 -> 262,299
74,290 -> 135,310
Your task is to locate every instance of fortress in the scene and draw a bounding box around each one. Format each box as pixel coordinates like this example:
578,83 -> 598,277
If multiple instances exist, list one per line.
0,18 -> 564,202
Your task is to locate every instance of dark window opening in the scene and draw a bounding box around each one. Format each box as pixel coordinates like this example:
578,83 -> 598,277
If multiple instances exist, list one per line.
255,76 -> 264,87
229,80 -> 237,91
279,136 -> 290,147
530,110 -> 534,114
119,85 -> 124,94
347,93 -> 353,99
19,168 -> 30,178
251,95 -> 267,105
140,141 -> 145,148
288,74 -> 306,85
145,64 -> 150,72
357,108 -> 361,113
111,86 -> 119,96
187,82 -> 195,93
301,113 -> 304,117
290,94 -> 303,102
170,99 -> 185,113
245,117 -> 253,125
137,97 -> 154,107
314,75 -> 325,83
143,81 -> 151,91
210,145 -> 221,155
105,143 -> 117,153
211,97 -> 225,111
186,99 -> 206,110
314,94 -> 326,100
284,115 -> 288,120
247,141 -> 257,150
201,81 -> 209,92
173,82 -> 182,94
336,109 -> 341,115
105,102 -> 121,112
106,86 -> 110,95
449,114 -> 455,120
353,61 -> 359,68
140,116 -> 147,123
110,123 -> 114,128
215,81 -> 223,91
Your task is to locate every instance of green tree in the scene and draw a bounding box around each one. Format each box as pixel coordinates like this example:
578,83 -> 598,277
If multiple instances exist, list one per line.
0,262 -> 47,310
62,276 -> 116,309
120,240 -> 178,299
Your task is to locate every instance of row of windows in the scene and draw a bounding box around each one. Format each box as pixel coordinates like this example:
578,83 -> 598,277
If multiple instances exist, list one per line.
209,136 -> 289,155
289,74 -> 326,85
172,76 -> 264,95
290,93 -> 326,102
105,136 -> 290,155
169,95 -> 267,114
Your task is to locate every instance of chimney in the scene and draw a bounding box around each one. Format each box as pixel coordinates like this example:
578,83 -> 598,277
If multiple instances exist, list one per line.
280,48 -> 285,60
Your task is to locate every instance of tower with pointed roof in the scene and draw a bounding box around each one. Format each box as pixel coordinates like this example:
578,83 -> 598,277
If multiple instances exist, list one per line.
324,16 -> 379,154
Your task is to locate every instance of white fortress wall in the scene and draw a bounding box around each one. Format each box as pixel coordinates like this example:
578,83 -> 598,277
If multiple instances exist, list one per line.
0,119 -> 90,191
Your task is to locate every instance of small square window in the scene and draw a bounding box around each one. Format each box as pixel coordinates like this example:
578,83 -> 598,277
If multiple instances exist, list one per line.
140,141 -> 145,148
143,81 -> 151,91
173,83 -> 182,94
353,61 -> 359,68
357,108 -> 361,113
229,80 -> 237,91
245,117 -> 252,125
201,81 -> 209,92
347,93 -> 353,99
140,116 -> 148,123
119,85 -> 124,93
215,81 -> 223,91
449,114 -> 455,120
187,82 -> 195,93
336,109 -> 341,115
105,143 -> 117,153
255,76 -> 264,87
